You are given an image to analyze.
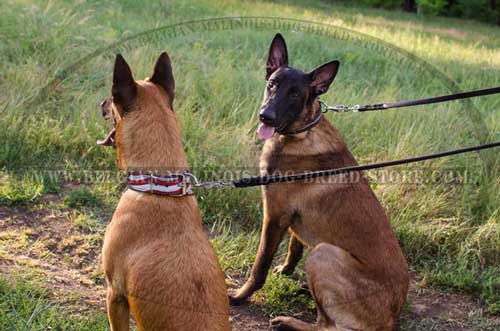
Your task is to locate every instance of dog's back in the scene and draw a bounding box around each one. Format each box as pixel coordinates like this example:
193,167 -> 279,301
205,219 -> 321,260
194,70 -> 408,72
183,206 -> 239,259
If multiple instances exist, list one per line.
103,192 -> 229,330
100,53 -> 230,331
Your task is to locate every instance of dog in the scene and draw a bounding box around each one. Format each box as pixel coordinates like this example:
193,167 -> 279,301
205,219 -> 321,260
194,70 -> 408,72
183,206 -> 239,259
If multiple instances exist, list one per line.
98,52 -> 230,331
229,34 -> 409,331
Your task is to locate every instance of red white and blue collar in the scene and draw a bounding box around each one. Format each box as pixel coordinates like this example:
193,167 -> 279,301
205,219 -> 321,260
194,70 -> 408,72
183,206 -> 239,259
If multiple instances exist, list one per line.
127,172 -> 194,196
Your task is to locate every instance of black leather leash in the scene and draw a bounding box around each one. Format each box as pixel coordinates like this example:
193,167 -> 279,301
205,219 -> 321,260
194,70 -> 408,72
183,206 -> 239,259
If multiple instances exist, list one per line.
320,86 -> 500,113
190,86 -> 500,189
281,86 -> 500,135
230,141 -> 500,188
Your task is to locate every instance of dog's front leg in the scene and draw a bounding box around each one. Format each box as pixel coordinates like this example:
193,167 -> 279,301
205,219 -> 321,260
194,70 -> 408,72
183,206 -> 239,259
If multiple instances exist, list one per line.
273,233 -> 304,275
229,216 -> 288,305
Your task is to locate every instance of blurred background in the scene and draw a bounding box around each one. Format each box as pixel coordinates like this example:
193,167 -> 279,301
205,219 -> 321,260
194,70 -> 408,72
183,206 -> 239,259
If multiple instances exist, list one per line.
0,1 -> 499,330
351,0 -> 500,25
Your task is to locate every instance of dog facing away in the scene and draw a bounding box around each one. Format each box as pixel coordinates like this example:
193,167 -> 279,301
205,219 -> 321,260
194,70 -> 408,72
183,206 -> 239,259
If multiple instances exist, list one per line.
229,34 -> 409,331
99,53 -> 230,331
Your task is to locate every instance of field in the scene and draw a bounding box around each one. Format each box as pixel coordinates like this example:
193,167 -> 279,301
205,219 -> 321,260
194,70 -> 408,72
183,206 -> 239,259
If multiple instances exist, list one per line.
1,0 -> 500,330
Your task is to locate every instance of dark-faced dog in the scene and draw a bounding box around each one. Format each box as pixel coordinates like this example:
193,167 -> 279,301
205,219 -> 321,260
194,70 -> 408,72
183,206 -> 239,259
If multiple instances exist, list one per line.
99,53 -> 230,331
229,34 -> 409,331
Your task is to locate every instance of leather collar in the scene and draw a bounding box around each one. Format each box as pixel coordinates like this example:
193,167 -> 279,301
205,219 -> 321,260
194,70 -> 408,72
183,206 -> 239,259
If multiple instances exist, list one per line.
127,172 -> 193,196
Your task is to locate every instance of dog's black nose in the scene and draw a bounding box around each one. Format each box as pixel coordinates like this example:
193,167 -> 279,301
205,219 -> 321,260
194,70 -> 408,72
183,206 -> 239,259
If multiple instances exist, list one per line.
259,109 -> 276,124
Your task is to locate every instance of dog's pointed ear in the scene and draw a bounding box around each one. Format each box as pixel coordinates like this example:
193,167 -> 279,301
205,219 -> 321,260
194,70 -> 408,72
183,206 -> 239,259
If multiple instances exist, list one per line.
150,51 -> 175,106
112,54 -> 137,111
266,33 -> 288,80
308,60 -> 340,96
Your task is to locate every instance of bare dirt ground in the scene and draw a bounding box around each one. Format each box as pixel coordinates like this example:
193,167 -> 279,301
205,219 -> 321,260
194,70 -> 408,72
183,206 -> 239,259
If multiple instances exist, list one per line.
1,201 -> 498,331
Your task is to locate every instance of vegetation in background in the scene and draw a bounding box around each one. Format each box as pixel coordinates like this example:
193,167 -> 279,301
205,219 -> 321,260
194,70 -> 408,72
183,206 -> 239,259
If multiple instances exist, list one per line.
351,0 -> 500,25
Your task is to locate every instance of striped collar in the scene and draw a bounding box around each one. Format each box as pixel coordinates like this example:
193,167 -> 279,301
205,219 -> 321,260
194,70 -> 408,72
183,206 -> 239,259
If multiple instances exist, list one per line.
127,172 -> 193,196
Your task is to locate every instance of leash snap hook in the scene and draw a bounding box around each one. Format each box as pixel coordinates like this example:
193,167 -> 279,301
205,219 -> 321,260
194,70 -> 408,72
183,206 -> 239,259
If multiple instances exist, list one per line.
185,172 -> 200,187
185,172 -> 199,185
319,100 -> 329,113
319,100 -> 351,113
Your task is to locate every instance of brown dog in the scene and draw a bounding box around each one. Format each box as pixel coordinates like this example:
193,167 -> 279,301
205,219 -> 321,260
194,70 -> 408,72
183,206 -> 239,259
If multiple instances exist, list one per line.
229,34 -> 409,331
99,53 -> 230,331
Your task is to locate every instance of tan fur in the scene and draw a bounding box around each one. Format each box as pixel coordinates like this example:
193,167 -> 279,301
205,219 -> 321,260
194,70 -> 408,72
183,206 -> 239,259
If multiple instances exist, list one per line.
102,79 -> 230,331
232,112 -> 409,330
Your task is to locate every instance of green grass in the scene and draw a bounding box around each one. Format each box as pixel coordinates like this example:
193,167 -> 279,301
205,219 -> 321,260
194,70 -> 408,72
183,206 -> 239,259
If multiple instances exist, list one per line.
257,272 -> 315,317
1,0 -> 499,324
63,187 -> 99,208
0,278 -> 108,331
0,175 -> 44,206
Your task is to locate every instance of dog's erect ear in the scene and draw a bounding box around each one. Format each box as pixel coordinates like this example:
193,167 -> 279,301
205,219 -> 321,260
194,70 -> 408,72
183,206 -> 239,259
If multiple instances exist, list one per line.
266,33 -> 288,80
112,54 -> 137,111
308,60 -> 340,96
150,51 -> 175,106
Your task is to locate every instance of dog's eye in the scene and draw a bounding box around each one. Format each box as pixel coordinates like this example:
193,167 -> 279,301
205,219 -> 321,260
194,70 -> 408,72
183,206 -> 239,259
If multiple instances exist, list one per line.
290,91 -> 300,99
267,81 -> 277,90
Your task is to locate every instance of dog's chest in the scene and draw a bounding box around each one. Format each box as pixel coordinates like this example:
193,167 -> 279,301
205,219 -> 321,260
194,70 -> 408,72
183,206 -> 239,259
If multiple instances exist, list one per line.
259,138 -> 348,176
259,142 -> 283,175
260,138 -> 313,175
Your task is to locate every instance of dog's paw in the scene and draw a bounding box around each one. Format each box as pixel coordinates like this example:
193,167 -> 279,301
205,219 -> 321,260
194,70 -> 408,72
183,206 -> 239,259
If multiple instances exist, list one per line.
269,317 -> 297,331
273,264 -> 293,275
228,291 -> 247,306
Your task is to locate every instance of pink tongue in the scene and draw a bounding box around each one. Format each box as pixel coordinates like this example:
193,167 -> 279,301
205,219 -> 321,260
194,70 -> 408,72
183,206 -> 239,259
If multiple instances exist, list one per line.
258,123 -> 275,140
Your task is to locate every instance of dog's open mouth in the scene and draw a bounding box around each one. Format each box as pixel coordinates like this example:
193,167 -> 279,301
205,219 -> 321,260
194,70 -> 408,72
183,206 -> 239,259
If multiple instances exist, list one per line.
258,122 -> 275,140
97,128 -> 116,148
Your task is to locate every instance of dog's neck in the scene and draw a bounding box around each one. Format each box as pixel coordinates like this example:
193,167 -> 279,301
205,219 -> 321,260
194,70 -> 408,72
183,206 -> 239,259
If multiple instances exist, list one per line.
116,105 -> 189,172
281,99 -> 322,136
260,117 -> 355,175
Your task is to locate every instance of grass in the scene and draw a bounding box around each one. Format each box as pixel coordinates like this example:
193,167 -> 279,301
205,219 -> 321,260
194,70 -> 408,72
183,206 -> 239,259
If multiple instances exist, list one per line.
63,187 -> 99,209
0,278 -> 108,331
0,176 -> 44,206
1,0 -> 499,327
257,272 -> 315,317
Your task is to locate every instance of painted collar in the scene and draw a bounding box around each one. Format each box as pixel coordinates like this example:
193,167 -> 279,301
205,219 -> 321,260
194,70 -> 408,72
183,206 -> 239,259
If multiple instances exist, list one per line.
127,172 -> 193,196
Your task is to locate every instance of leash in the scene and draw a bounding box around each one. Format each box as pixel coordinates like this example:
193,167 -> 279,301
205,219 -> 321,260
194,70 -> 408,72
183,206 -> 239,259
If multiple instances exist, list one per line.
319,86 -> 500,113
190,140 -> 500,189
281,86 -> 500,135
139,86 -> 500,193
